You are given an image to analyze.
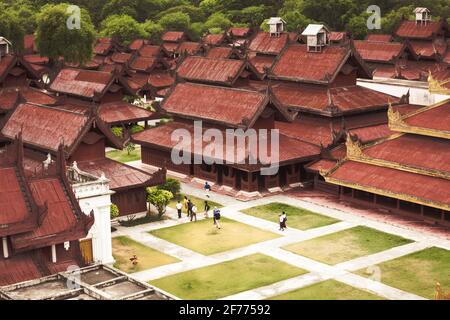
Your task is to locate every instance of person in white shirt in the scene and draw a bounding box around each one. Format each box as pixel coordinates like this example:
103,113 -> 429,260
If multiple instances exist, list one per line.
279,212 -> 287,231
176,201 -> 183,219
191,205 -> 198,222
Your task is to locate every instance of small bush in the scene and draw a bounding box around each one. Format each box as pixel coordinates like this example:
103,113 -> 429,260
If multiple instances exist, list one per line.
157,178 -> 181,198
130,125 -> 145,134
111,126 -> 123,138
110,203 -> 120,219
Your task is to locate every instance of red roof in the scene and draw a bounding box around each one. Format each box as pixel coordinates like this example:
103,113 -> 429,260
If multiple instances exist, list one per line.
249,55 -> 275,75
329,32 -> 347,42
162,31 -> 185,42
99,101 -> 155,125
409,40 -> 447,59
271,83 -> 397,116
0,253 -> 43,286
77,158 -> 154,190
271,45 -> 353,83
0,87 -> 57,112
206,47 -> 233,59
228,27 -> 251,38
110,52 -> 133,64
395,20 -> 445,39
202,33 -> 226,46
176,42 -> 202,55
130,56 -> 157,72
403,102 -> 450,134
162,42 -> 179,53
354,40 -> 405,63
23,34 -> 37,54
366,34 -> 392,42
11,177 -> 83,249
328,160 -> 450,207
349,124 -> 393,143
0,167 -> 30,226
139,45 -> 161,57
162,83 -> 268,127
248,32 -> 289,55
177,56 -> 245,85
0,55 -> 15,81
49,69 -> 113,98
93,41 -> 113,55
129,39 -> 148,51
148,71 -> 174,88
23,54 -> 49,65
1,103 -> 89,153
363,134 -> 450,174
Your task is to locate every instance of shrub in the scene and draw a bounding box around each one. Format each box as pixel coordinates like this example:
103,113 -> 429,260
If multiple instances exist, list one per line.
147,188 -> 173,218
111,126 -> 123,138
110,203 -> 120,219
157,178 -> 181,198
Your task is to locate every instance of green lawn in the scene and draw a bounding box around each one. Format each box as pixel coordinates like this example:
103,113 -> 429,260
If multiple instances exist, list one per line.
168,194 -> 222,214
356,247 -> 450,299
112,236 -> 179,273
150,218 -> 279,255
150,254 -> 307,300
242,202 -> 339,230
269,279 -> 383,300
106,147 -> 141,163
283,226 -> 413,265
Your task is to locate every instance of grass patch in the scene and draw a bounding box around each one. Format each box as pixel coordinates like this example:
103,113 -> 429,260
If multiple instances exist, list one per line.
242,202 -> 339,230
356,247 -> 450,299
150,253 -> 306,300
168,194 -> 222,213
112,236 -> 179,273
150,217 -> 279,255
106,147 -> 141,163
269,279 -> 383,300
283,226 -> 413,265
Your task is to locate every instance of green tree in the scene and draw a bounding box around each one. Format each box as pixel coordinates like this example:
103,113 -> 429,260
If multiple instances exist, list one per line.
0,10 -> 25,53
35,3 -> 96,66
125,142 -> 136,155
199,0 -> 224,16
100,14 -> 148,45
157,178 -> 181,198
380,5 -> 415,34
282,11 -> 314,32
101,0 -> 138,21
240,5 -> 268,28
142,20 -> 164,43
346,13 -> 371,39
159,11 -> 191,31
302,0 -> 358,30
147,188 -> 173,218
187,22 -> 206,41
110,203 -> 120,219
204,13 -> 233,33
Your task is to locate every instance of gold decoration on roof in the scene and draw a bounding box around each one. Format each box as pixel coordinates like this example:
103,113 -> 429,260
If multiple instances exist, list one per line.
345,135 -> 364,160
387,103 -> 407,129
428,71 -> 450,95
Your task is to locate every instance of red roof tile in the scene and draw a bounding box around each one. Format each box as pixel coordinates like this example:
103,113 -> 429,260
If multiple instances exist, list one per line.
354,40 -> 405,63
1,103 -> 89,153
395,20 -> 445,39
249,55 -> 275,75
129,39 -> 148,51
139,45 -> 161,57
176,42 -> 202,55
228,27 -> 251,38
0,253 -> 43,286
306,159 -> 337,172
148,71 -> 174,88
162,31 -> 185,42
177,56 -> 245,85
271,83 -> 397,116
403,102 -> 450,134
162,42 -> 179,53
23,34 -> 37,54
93,41 -> 113,55
0,55 -> 15,81
23,54 -> 49,65
409,40 -> 447,59
49,69 -> 113,98
77,158 -> 153,190
162,83 -> 268,127
130,56 -> 157,72
202,33 -> 226,46
271,45 -> 352,83
328,160 -> 450,207
366,34 -> 392,42
248,32 -> 288,55
330,32 -> 347,42
349,124 -> 392,143
99,101 -> 155,125
0,167 -> 30,225
110,52 -> 133,64
0,87 -> 57,112
206,47 -> 233,59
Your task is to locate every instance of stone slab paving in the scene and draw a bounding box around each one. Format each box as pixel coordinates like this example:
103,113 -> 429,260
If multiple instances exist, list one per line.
112,183 -> 450,300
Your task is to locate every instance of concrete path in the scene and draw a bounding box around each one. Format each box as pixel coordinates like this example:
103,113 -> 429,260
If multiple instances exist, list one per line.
112,183 -> 450,300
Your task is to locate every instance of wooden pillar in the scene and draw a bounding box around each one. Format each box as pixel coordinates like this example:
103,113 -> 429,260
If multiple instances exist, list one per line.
420,205 -> 424,217
2,237 -> 8,259
373,194 -> 377,204
396,199 -> 400,210
351,189 -> 355,198
51,244 -> 57,263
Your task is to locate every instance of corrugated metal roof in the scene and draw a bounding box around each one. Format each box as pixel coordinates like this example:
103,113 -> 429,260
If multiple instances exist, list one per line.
395,20 -> 444,39
49,69 -> 113,98
354,40 -> 404,62
0,167 -> 30,225
248,32 -> 288,55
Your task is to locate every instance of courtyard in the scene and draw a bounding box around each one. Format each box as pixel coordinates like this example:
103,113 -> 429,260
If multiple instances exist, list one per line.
110,184 -> 450,300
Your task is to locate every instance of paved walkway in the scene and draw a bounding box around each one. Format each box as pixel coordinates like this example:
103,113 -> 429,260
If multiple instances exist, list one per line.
112,185 -> 449,300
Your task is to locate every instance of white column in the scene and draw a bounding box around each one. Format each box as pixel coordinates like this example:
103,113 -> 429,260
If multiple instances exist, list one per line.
2,237 -> 8,258
51,244 -> 57,263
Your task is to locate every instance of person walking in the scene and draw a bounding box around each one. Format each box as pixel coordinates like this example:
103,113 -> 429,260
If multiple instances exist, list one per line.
279,211 -> 287,231
183,196 -> 189,217
204,181 -> 211,198
213,207 -> 221,229
191,204 -> 198,222
176,200 -> 182,219
187,199 -> 193,219
204,200 -> 210,218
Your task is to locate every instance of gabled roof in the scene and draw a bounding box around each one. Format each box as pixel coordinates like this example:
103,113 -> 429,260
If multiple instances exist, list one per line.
148,70 -> 175,88
0,86 -> 57,113
354,40 -> 406,63
395,19 -> 447,40
129,56 -> 158,73
366,34 -> 393,42
177,56 -> 246,86
409,39 -> 447,60
98,101 -> 156,125
202,33 -> 226,46
162,31 -> 186,42
206,46 -> 234,59
302,24 -> 329,36
248,32 -> 289,55
248,54 -> 276,78
139,45 -> 161,58
270,44 -> 371,84
1,103 -> 123,155
227,27 -> 252,38
129,39 -> 149,51
161,82 -> 272,128
176,42 -> 202,55
0,55 -> 43,84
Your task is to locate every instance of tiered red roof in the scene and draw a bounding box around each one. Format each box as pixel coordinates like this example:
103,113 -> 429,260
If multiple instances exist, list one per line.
354,40 -> 405,63
206,47 -> 234,59
395,20 -> 446,39
162,31 -> 186,42
409,39 -> 447,60
0,87 -> 57,112
248,32 -> 289,55
98,101 -> 156,125
202,33 -> 226,46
